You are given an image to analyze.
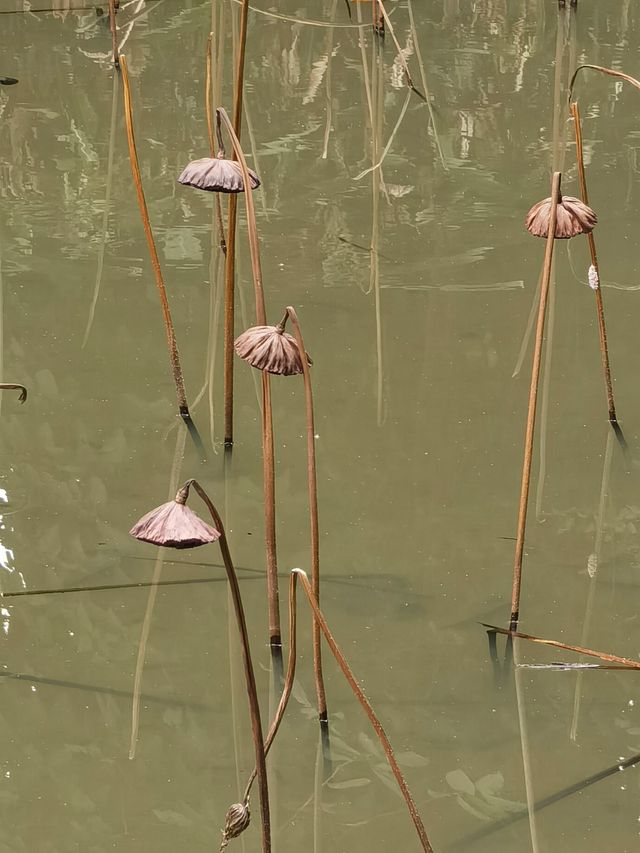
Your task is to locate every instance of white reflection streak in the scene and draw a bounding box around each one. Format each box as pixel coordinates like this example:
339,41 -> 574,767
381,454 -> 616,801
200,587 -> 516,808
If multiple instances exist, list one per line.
1,608 -> 9,636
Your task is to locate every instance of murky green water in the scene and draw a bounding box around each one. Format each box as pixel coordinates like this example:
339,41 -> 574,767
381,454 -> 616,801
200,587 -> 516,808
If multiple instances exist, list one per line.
2,1 -> 640,850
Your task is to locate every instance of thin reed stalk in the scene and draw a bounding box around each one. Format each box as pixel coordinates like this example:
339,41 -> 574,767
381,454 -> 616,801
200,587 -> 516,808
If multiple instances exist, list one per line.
129,425 -> 186,760
119,55 -> 191,420
108,0 -> 119,67
374,0 -> 424,100
83,72 -> 118,348
407,0 -> 446,170
510,171 -> 561,631
570,100 -> 618,425
223,0 -> 251,446
285,307 -> 328,726
218,107 -> 281,649
237,569 -> 434,853
569,427 -> 614,741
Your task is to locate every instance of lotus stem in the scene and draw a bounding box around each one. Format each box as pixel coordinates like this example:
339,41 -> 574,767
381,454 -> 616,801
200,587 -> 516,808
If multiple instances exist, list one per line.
108,0 -> 119,67
374,0 -> 425,100
293,570 -> 433,852
285,307 -> 328,726
0,384 -> 26,402
206,34 -> 227,256
484,623 -> 640,669
219,106 -> 281,649
238,569 -> 433,853
570,101 -> 618,426
119,55 -> 191,420
510,171 -> 561,632
373,0 -> 384,37
223,0 -> 251,446
186,479 -> 271,853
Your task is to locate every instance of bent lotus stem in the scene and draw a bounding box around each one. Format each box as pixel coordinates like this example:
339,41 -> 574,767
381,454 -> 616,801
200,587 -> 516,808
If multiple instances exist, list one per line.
570,101 -> 618,426
511,171 -> 561,632
235,570 -> 434,853
0,384 -> 26,403
119,55 -> 191,420
484,623 -> 640,669
285,306 -> 328,726
219,106 -> 282,650
186,479 -> 272,853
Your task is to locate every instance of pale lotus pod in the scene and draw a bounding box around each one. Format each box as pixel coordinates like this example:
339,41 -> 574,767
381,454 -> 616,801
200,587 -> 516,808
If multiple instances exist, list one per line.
234,322 -> 310,376
525,194 -> 597,239
178,156 -> 260,193
130,492 -> 220,549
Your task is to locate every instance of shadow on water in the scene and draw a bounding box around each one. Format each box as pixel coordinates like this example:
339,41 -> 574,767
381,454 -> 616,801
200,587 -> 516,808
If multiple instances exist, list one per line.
0,670 -> 211,711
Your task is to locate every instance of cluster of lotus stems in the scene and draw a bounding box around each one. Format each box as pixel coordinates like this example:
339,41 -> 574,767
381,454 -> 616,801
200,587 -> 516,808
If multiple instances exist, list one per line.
98,0 -> 640,845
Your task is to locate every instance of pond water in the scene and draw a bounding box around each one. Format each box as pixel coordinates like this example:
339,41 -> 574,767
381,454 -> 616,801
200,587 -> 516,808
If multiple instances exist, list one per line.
2,1 -> 640,851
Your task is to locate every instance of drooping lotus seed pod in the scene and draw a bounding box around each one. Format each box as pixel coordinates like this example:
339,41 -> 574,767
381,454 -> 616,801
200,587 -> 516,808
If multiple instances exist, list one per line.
220,801 -> 251,851
130,482 -> 220,549
525,194 -> 597,239
234,313 -> 311,377
178,156 -> 260,193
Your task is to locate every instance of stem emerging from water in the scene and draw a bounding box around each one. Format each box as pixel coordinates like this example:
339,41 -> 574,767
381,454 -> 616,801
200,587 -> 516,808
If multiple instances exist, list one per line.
238,569 -> 434,853
223,0 -> 251,446
285,306 -> 328,726
510,171 -> 561,631
186,479 -> 271,853
218,107 -> 281,649
570,100 -> 618,426
119,55 -> 191,419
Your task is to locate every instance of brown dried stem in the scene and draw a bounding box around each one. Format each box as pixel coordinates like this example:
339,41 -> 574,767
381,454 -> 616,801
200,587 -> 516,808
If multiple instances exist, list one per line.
510,171 -> 561,631
0,384 -> 27,402
108,0 -> 119,67
569,64 -> 640,102
285,306 -> 328,725
219,106 -> 281,649
570,101 -> 617,425
206,33 -> 227,255
185,480 -> 271,853
239,569 -> 434,853
223,0 -> 251,446
119,55 -> 190,418
484,623 -> 640,669
374,0 -> 425,100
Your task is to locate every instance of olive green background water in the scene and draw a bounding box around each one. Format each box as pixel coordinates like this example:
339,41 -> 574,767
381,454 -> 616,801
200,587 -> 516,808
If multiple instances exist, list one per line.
2,1 -> 640,850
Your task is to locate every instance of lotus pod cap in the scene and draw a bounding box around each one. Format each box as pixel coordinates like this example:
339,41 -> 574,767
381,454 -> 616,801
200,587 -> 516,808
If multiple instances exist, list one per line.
178,157 -> 260,193
525,194 -> 597,239
234,322 -> 310,376
130,485 -> 220,549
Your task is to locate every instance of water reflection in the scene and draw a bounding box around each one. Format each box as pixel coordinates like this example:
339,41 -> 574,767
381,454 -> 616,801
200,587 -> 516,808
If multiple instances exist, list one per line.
2,0 -> 640,850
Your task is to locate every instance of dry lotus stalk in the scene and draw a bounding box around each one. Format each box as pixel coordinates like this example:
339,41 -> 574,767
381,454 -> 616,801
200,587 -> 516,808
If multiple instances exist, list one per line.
220,801 -> 250,851
234,313 -> 311,376
525,193 -> 597,239
129,484 -> 220,549
178,156 -> 260,193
